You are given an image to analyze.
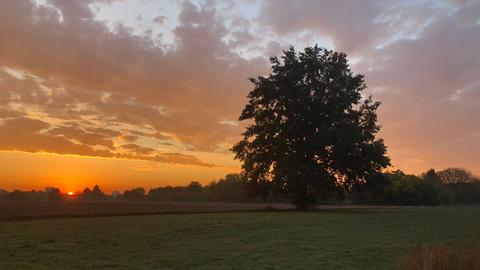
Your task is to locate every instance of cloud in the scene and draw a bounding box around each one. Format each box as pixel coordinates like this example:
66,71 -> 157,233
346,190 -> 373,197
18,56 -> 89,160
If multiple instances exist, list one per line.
256,0 -> 480,174
0,0 -> 478,174
0,117 -> 115,158
0,0 -> 267,166
120,143 -> 155,154
0,115 -> 218,167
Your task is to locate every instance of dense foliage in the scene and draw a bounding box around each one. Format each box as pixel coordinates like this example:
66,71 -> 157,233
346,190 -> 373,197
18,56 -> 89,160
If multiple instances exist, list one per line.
350,168 -> 480,205
144,174 -> 281,203
232,46 -> 390,209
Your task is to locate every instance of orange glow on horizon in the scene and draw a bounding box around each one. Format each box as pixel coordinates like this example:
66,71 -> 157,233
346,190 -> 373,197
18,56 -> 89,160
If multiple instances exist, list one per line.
0,151 -> 240,192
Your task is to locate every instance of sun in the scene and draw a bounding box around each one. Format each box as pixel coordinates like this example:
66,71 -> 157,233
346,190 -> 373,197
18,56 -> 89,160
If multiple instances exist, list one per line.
67,191 -> 74,196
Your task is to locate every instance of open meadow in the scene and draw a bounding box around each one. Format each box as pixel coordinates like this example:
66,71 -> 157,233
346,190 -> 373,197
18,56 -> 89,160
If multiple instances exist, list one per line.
0,201 -> 292,220
1,206 -> 479,269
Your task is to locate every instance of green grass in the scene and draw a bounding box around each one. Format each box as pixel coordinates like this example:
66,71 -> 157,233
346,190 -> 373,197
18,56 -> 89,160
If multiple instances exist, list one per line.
1,207 -> 480,269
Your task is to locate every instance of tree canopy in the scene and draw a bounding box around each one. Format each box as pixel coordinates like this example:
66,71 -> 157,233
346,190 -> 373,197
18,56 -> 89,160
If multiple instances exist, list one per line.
437,167 -> 479,184
232,46 -> 390,209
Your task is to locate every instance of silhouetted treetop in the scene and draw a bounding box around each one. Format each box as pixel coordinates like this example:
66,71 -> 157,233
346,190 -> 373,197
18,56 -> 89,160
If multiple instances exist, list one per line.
438,167 -> 479,184
80,185 -> 105,200
123,187 -> 146,201
44,187 -> 62,201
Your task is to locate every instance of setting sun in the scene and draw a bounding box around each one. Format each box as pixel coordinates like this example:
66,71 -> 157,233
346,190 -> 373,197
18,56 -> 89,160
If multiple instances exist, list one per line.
67,192 -> 74,196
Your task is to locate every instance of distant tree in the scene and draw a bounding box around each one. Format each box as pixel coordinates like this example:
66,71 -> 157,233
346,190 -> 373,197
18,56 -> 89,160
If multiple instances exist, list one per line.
422,169 -> 441,184
28,190 -> 46,201
436,168 -> 480,203
80,185 -> 105,200
8,190 -> 29,201
420,169 -> 444,203
415,181 -> 440,206
448,181 -> 480,203
92,185 -> 105,199
349,173 -> 390,204
232,46 -> 390,209
123,188 -> 146,201
205,174 -> 249,202
186,181 -> 204,200
187,181 -> 203,193
146,175 -> 261,203
380,170 -> 442,205
44,187 -> 63,201
0,189 -> 8,200
80,187 -> 92,200
391,170 -> 406,176
438,168 -> 478,184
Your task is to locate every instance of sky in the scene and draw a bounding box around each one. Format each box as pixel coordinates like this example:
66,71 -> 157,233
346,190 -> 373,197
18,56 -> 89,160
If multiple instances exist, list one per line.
0,0 -> 479,192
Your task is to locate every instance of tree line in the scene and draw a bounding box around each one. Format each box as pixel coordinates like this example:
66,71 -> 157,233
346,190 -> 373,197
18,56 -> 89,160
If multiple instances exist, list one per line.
349,168 -> 480,205
1,167 -> 479,205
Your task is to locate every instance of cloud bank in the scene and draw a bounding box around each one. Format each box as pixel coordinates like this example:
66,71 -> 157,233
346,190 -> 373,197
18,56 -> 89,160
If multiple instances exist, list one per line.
0,0 -> 478,174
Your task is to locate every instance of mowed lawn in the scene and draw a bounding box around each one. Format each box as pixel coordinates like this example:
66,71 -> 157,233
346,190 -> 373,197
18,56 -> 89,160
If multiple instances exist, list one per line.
1,207 -> 479,270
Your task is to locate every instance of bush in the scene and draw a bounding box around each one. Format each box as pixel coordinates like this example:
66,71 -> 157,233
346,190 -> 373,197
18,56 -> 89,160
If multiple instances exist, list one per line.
383,171 -> 441,205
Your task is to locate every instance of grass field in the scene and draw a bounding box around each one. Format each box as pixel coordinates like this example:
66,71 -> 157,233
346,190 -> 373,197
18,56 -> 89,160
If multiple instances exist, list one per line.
0,201 -> 292,220
1,207 -> 479,270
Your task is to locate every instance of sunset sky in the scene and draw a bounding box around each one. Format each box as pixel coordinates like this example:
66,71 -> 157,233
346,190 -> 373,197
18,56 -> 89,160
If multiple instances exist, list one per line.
0,0 -> 479,192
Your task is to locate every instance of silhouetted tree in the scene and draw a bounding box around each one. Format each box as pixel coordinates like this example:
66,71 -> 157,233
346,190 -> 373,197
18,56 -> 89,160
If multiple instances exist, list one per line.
80,187 -> 92,200
29,190 -> 46,201
420,169 -> 443,203
80,185 -> 105,200
0,189 -> 7,200
232,46 -> 390,209
349,172 -> 389,204
187,181 -> 203,193
438,168 -> 478,184
8,189 -> 29,201
422,169 -> 441,184
44,187 -> 63,201
186,181 -> 204,200
437,168 -> 480,203
205,174 -> 249,202
123,187 -> 146,201
92,185 -> 104,198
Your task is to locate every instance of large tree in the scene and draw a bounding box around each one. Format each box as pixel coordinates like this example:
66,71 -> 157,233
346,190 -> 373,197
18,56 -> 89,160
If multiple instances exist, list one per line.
232,46 -> 390,209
